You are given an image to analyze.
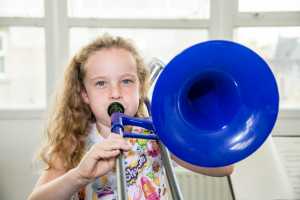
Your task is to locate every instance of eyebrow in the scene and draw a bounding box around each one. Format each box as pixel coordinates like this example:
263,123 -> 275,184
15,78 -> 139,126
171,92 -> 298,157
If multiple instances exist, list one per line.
90,76 -> 106,81
120,73 -> 138,78
90,73 -> 137,81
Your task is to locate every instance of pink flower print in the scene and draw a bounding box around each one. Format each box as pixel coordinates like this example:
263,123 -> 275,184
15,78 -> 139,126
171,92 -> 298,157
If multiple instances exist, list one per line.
147,141 -> 160,157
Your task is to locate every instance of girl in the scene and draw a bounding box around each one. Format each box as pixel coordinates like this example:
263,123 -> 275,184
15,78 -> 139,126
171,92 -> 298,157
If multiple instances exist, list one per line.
28,34 -> 233,200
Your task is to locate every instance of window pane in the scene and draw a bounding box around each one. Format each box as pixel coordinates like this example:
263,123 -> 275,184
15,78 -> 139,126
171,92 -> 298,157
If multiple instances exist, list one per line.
234,27 -> 300,109
0,0 -> 44,17
0,27 -> 46,109
70,28 -> 208,64
239,0 -> 300,12
68,0 -> 209,19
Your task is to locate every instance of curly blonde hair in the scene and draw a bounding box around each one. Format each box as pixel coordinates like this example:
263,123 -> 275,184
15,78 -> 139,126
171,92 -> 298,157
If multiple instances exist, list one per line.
40,34 -> 150,170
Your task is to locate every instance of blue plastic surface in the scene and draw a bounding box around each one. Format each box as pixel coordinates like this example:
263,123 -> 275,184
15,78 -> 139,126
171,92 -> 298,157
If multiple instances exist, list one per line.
151,40 -> 279,167
111,113 -> 158,140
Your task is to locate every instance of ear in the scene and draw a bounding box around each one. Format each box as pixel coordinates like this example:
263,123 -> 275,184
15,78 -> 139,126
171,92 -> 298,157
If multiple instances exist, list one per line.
81,88 -> 90,104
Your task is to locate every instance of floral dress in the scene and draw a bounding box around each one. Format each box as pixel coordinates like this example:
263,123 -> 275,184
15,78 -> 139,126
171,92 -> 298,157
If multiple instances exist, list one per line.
83,124 -> 170,200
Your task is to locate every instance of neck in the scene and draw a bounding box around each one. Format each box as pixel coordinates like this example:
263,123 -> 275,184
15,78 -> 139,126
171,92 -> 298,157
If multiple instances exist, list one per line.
95,121 -> 111,138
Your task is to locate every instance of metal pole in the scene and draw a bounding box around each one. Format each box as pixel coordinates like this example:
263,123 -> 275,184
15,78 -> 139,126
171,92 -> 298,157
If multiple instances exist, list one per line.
116,153 -> 127,200
113,123 -> 127,200
159,143 -> 184,200
148,58 -> 183,199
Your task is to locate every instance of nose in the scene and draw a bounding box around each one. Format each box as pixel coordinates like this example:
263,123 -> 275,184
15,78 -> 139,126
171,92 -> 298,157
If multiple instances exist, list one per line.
110,84 -> 122,100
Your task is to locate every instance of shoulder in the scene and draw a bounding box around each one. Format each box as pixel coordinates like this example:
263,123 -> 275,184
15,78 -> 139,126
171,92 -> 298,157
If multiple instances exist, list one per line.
35,157 -> 67,187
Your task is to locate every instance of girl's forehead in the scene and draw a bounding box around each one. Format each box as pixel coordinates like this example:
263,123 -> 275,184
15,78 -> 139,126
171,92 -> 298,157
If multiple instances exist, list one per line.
84,48 -> 138,77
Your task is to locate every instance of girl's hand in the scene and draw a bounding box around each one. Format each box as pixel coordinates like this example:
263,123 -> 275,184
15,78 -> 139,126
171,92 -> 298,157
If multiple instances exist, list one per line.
74,133 -> 131,185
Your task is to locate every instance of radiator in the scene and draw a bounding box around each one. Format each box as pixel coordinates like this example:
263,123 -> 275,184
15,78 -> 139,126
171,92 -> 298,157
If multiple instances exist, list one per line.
175,168 -> 233,200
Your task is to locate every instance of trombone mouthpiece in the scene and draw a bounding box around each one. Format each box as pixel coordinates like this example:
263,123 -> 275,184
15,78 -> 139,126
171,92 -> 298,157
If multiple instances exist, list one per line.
107,102 -> 125,116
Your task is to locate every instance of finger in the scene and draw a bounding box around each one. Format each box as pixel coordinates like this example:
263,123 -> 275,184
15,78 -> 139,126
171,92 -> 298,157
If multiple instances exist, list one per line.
100,138 -> 132,151
108,133 -> 133,148
93,149 -> 120,160
103,149 -> 121,158
108,133 -> 123,139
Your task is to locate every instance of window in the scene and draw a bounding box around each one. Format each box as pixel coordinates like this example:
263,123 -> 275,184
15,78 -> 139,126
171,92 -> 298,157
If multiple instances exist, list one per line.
239,0 -> 300,12
235,27 -> 300,109
68,0 -> 210,19
0,0 -> 299,111
0,27 -> 45,109
1,0 -> 209,111
0,0 -> 45,109
0,0 -> 44,17
70,28 -> 208,64
235,0 -> 300,109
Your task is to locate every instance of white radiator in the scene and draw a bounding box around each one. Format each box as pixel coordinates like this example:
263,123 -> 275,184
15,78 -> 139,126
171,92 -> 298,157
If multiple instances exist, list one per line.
175,168 -> 233,200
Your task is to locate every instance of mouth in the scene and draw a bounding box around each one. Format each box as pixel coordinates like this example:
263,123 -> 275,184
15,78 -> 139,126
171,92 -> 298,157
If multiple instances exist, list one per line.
107,102 -> 125,116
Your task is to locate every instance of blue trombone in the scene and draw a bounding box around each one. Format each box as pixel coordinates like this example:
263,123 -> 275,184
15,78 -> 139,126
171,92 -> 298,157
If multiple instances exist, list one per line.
109,40 -> 279,200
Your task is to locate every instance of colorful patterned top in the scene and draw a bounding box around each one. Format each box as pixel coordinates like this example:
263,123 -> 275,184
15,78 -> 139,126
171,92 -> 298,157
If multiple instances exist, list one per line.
83,123 -> 170,200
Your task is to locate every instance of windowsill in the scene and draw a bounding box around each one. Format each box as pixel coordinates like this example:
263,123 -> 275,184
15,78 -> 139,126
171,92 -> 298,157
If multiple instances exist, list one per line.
0,108 -> 45,120
0,107 -> 299,119
278,108 -> 300,118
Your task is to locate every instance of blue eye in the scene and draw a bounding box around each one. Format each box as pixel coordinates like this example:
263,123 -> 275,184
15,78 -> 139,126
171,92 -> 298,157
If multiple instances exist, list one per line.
122,79 -> 134,84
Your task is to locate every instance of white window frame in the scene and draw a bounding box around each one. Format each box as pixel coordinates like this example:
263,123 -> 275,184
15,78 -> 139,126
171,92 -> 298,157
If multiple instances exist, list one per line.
0,0 -> 68,119
0,0 -> 299,135
233,0 -> 300,135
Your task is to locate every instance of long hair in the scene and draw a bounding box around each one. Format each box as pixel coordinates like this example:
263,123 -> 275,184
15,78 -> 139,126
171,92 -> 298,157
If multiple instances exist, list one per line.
39,34 -> 150,170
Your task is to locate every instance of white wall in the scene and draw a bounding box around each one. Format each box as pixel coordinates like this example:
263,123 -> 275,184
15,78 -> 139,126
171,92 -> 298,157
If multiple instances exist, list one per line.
0,117 -> 44,200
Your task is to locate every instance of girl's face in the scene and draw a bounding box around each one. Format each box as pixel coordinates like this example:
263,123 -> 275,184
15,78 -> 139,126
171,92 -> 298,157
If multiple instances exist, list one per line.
81,48 -> 140,127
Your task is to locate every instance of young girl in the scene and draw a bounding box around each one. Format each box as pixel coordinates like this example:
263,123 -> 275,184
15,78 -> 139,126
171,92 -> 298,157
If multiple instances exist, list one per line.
28,34 -> 233,200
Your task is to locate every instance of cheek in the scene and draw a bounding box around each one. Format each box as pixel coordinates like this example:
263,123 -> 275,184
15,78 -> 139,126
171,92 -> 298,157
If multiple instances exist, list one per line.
89,97 -> 106,115
86,90 -> 108,113
131,86 -> 140,102
89,98 -> 112,126
124,87 -> 140,114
